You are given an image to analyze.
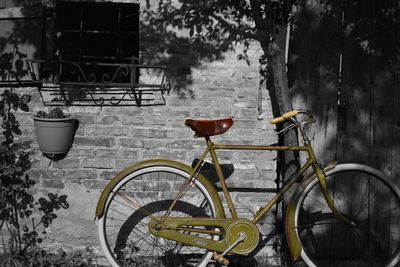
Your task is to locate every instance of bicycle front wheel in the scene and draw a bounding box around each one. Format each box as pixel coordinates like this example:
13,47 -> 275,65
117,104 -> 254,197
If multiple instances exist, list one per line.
294,164 -> 400,267
97,164 -> 220,267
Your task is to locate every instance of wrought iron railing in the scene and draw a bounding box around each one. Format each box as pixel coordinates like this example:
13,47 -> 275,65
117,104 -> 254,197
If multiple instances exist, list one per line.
23,59 -> 171,106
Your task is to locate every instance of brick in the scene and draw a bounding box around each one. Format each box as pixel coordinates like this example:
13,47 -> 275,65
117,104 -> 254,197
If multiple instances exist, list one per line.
225,180 -> 255,189
211,98 -> 233,107
117,138 -> 144,148
190,108 -> 234,118
20,126 -> 35,137
85,125 -> 130,136
141,149 -> 187,160
236,109 -> 258,119
142,139 -> 168,149
141,119 -> 168,127
254,178 -> 276,189
16,114 -> 34,126
63,169 -> 98,180
236,88 -> 257,98
168,96 -> 211,107
42,179 -> 65,189
232,151 -> 266,160
194,87 -> 235,97
166,140 -> 204,149
98,115 -> 121,125
118,150 -> 140,159
232,119 -> 259,129
235,192 -> 274,204
233,161 -> 257,170
131,128 -> 172,138
28,169 -> 64,180
167,96 -> 191,106
38,156 -> 52,168
67,148 -> 96,158
120,108 -> 147,117
82,158 -> 115,169
74,125 -> 84,135
74,114 -> 95,124
119,115 -> 146,125
213,151 -> 234,160
255,159 -> 276,171
232,169 -> 276,182
237,129 -> 264,141
95,149 -> 120,158
166,128 -> 192,139
52,158 -> 81,169
83,179 -> 109,189
233,99 -> 257,108
68,106 -> 103,114
74,136 -> 116,147
115,159 -> 141,169
151,108 -> 190,118
31,158 -> 41,168
99,170 -> 118,180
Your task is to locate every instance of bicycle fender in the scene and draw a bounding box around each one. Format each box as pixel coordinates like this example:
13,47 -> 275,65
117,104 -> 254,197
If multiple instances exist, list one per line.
94,159 -> 225,220
284,161 -> 338,261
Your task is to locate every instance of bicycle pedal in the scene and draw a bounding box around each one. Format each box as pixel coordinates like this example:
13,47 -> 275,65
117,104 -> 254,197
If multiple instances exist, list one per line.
213,252 -> 229,265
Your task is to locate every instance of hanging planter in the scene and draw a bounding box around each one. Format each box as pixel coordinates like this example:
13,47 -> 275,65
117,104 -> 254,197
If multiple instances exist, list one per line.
33,108 -> 77,156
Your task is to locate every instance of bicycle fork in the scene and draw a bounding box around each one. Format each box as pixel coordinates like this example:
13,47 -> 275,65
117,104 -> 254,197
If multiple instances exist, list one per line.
313,164 -> 355,227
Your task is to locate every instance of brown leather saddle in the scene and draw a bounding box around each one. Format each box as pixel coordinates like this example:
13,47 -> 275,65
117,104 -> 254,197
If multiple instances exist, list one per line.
185,118 -> 233,138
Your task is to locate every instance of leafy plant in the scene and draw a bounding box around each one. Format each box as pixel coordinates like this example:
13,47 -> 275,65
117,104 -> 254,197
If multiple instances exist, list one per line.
35,107 -> 69,119
0,46 -> 28,82
0,48 -> 69,264
0,246 -> 99,267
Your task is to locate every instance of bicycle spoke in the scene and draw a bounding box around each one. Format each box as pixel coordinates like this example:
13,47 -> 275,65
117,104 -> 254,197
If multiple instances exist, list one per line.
99,168 -> 216,267
296,167 -> 400,267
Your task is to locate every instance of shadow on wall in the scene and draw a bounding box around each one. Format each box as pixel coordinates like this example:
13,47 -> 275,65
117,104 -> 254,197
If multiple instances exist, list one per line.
139,6 -> 238,97
289,0 -> 400,180
0,0 -> 44,59
0,0 -> 243,98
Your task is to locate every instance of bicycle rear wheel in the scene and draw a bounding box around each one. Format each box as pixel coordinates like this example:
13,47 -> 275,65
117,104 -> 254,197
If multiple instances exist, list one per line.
97,165 -> 219,267
294,164 -> 400,267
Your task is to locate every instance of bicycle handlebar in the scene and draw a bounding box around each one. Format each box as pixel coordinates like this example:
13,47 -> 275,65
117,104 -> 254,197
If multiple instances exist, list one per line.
271,110 -> 315,125
271,110 -> 316,139
271,110 -> 300,124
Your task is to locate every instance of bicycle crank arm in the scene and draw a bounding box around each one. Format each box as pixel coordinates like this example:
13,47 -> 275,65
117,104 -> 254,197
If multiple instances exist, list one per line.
148,217 -> 260,255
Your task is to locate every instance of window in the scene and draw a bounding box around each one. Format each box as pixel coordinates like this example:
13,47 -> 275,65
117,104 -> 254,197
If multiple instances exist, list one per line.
55,1 -> 140,82
55,1 -> 139,61
1,1 -> 170,106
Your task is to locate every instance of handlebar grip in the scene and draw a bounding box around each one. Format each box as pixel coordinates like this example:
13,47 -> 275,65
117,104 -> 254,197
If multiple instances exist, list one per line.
271,116 -> 285,124
271,110 -> 299,124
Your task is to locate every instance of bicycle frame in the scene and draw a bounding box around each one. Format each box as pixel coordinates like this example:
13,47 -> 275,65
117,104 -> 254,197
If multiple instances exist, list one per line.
214,140 -> 313,222
167,138 -> 312,222
162,135 -> 354,241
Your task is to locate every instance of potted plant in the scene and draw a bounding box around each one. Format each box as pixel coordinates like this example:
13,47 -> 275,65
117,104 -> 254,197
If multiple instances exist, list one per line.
33,107 -> 77,156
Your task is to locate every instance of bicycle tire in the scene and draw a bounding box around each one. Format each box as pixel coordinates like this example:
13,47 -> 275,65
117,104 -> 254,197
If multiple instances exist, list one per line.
294,164 -> 400,267
97,164 -> 221,267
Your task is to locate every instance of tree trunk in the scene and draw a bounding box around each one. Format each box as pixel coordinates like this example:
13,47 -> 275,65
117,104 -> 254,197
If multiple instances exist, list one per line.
259,23 -> 300,266
268,25 -> 300,181
259,23 -> 300,182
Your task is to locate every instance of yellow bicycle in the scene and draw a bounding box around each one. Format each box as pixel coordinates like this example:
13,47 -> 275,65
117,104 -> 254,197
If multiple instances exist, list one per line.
95,110 -> 400,267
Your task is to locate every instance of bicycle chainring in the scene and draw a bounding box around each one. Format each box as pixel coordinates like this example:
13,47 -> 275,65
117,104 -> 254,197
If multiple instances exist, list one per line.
226,219 -> 260,255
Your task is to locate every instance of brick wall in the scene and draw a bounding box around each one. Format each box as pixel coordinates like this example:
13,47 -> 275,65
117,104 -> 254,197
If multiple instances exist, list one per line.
9,14 -> 281,266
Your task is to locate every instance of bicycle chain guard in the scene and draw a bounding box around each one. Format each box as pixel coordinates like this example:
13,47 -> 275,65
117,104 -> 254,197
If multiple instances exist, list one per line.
148,217 -> 260,255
